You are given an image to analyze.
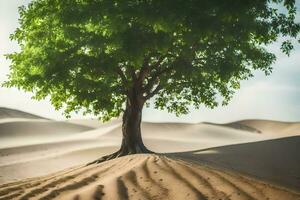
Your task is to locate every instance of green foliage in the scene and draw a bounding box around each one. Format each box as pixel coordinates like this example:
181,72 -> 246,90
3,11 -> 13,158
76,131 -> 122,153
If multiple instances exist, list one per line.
5,0 -> 300,120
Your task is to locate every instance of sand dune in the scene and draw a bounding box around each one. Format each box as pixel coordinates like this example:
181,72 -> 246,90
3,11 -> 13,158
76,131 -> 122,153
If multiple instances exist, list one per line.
0,120 -> 93,148
1,110 -> 300,199
232,119 -> 300,136
0,120 -> 273,184
67,118 -> 121,128
0,154 -> 299,200
171,136 -> 300,192
0,107 -> 45,120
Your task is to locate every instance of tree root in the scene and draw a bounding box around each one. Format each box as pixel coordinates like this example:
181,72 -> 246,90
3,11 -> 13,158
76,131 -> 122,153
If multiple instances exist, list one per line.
87,148 -> 154,165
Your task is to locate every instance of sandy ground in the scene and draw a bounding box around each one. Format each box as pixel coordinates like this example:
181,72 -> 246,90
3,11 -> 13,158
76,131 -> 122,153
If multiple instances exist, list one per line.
1,154 -> 299,200
0,108 -> 300,199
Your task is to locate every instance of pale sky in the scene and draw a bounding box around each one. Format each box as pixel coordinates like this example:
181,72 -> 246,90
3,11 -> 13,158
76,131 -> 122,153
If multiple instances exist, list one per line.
0,0 -> 300,123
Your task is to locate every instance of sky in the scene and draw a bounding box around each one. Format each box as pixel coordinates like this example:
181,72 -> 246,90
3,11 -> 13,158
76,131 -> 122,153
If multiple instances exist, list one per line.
0,0 -> 300,123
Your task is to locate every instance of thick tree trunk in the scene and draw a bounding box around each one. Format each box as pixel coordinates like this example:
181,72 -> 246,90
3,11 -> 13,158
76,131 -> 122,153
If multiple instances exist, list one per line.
88,89 -> 151,165
119,99 -> 149,154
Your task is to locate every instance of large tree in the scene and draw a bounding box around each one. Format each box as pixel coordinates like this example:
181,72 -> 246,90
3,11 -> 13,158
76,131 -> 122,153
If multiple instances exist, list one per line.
5,0 -> 300,162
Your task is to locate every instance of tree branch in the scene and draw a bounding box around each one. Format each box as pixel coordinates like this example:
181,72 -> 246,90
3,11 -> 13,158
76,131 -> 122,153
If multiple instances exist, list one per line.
129,68 -> 137,82
143,76 -> 159,94
151,56 -> 165,71
144,83 -> 163,100
142,66 -> 172,94
116,67 -> 130,94
116,67 -> 128,85
141,50 -> 179,95
136,55 -> 152,87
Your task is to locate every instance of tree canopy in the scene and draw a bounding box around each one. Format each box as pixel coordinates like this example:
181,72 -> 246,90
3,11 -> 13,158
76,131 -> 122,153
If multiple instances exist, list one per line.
5,0 -> 300,120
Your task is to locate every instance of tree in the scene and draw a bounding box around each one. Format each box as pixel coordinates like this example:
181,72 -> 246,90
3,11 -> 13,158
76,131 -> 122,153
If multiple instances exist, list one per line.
5,0 -> 300,162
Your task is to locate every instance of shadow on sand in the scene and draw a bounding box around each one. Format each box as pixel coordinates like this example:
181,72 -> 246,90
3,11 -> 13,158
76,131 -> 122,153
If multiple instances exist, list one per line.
167,136 -> 300,192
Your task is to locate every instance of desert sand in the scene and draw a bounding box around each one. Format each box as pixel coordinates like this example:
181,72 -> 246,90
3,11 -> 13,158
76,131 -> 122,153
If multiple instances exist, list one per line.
0,107 -> 300,199
1,154 -> 300,200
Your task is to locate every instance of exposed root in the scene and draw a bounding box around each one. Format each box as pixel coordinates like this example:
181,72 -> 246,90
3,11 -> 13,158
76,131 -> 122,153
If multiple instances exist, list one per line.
87,148 -> 154,165
87,151 -> 123,165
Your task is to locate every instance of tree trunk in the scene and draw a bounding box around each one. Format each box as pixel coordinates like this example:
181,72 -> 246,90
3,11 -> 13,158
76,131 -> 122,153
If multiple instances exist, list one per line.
119,98 -> 149,153
88,89 -> 151,165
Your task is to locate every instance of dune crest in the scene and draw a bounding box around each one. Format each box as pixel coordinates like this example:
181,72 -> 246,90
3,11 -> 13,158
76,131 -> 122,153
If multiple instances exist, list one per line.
0,107 -> 45,120
233,120 -> 300,136
0,154 -> 299,200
